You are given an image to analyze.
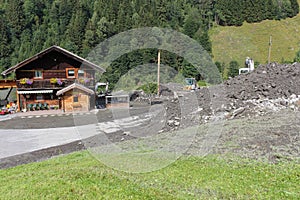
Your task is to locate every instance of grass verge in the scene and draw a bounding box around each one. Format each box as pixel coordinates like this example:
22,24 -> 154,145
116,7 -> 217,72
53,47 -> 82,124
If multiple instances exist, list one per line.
0,151 -> 299,199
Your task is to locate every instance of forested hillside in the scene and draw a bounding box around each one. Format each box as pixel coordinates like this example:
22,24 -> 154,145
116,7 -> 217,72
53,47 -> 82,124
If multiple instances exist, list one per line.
0,0 -> 298,83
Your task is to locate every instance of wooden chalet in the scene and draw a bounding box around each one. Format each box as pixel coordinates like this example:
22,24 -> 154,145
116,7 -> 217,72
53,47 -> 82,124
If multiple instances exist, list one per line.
56,83 -> 95,112
1,46 -> 105,112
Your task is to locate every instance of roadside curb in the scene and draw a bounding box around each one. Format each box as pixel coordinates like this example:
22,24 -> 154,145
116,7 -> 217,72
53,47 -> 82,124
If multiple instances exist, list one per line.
2,109 -> 101,120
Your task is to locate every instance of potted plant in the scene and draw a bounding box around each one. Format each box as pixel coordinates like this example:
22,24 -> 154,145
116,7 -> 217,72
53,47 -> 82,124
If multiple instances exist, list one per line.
57,78 -> 63,86
50,78 -> 63,86
79,78 -> 90,84
26,79 -> 33,85
20,78 -> 27,84
20,78 -> 33,86
50,78 -> 57,84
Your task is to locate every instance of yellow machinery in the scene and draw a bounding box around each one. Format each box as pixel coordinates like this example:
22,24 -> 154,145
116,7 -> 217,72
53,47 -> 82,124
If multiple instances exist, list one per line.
184,78 -> 198,90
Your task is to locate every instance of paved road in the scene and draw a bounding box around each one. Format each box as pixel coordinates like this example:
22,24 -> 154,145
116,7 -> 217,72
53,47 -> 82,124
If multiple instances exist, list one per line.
0,105 -> 163,160
0,124 -> 96,159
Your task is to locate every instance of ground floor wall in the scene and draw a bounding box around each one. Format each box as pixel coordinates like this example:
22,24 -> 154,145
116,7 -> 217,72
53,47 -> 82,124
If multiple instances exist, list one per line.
17,89 -> 94,112
62,90 -> 90,112
19,93 -> 60,111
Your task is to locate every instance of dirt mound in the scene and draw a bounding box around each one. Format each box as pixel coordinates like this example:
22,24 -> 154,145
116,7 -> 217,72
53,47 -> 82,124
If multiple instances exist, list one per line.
198,62 -> 300,119
225,62 -> 300,101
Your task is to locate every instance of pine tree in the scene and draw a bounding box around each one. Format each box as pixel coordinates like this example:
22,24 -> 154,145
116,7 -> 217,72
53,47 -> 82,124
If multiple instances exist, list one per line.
183,8 -> 201,37
18,29 -> 32,61
66,2 -> 90,54
228,61 -> 239,78
290,0 -> 299,16
156,0 -> 168,26
82,12 -> 99,56
96,17 -> 114,42
5,0 -> 25,39
165,1 -> 183,29
0,11 -> 11,73
58,0 -> 75,36
193,30 -> 212,54
116,2 -> 130,32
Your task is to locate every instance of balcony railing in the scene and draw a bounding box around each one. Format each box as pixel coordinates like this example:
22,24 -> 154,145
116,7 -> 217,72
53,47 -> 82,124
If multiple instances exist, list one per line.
17,78 -> 95,90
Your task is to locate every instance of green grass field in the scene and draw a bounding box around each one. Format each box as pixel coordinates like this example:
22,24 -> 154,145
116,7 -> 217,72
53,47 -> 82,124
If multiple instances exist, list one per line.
210,0 -> 300,66
0,151 -> 299,199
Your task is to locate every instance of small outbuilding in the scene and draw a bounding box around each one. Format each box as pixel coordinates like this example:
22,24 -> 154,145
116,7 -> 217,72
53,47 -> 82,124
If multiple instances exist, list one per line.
56,83 -> 95,112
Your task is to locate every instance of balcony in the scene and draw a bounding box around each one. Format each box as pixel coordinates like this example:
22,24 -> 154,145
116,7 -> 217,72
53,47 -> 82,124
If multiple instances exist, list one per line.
17,78 -> 95,90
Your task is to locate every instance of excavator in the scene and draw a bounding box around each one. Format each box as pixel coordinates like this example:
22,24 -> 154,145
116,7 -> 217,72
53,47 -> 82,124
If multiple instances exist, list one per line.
184,78 -> 198,90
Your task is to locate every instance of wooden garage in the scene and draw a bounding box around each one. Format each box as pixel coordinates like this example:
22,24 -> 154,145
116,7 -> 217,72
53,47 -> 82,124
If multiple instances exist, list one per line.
56,83 -> 94,112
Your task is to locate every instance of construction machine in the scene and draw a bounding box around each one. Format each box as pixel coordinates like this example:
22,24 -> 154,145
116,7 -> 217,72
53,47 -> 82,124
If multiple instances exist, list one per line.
184,78 -> 198,90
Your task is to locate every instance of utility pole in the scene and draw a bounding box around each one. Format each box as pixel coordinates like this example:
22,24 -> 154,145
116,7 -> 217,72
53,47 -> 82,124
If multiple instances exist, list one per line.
268,35 -> 272,64
157,49 -> 160,96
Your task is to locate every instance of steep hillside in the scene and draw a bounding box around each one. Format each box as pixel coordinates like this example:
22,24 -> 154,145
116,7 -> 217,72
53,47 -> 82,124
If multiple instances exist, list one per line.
210,0 -> 300,66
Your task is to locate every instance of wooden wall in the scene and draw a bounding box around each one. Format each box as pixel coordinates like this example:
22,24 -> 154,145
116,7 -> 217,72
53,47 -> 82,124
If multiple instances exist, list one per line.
16,50 -> 95,80
62,90 -> 90,112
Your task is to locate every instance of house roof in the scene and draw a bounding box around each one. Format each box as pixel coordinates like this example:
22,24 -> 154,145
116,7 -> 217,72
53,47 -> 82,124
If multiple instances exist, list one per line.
1,45 -> 105,76
56,83 -> 95,96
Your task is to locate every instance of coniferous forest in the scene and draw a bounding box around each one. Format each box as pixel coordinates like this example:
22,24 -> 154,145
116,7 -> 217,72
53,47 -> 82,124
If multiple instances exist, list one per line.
0,0 -> 299,84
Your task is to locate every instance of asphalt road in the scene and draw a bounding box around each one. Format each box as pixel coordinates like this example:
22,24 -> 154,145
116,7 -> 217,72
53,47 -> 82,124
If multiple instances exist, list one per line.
0,105 -> 163,161
0,125 -> 96,159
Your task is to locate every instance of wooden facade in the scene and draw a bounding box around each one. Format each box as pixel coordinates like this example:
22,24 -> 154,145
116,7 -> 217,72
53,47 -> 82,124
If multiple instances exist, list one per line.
0,80 -> 17,89
1,46 -> 105,112
57,83 -> 94,112
61,90 -> 90,112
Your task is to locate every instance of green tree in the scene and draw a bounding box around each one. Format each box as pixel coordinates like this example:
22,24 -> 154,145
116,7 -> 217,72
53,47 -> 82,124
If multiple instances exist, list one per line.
215,0 -> 243,26
96,17 -> 114,42
228,61 -> 239,78
290,0 -> 299,16
183,8 -> 202,37
66,2 -> 90,54
193,30 -> 212,54
6,0 -> 25,39
0,10 -> 11,74
265,0 -> 276,20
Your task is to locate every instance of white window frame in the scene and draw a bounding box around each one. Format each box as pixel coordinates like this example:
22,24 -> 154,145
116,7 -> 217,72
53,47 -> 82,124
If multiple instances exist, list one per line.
35,70 -> 43,78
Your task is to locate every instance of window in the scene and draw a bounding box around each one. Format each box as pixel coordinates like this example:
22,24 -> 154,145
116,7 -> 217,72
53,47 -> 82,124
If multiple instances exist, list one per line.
37,94 -> 43,100
78,70 -> 84,77
73,96 -> 78,102
35,70 -> 43,78
66,68 -> 76,78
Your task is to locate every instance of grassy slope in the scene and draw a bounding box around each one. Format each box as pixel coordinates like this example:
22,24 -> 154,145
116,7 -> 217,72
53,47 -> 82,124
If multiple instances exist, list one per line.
210,1 -> 300,66
0,151 -> 299,199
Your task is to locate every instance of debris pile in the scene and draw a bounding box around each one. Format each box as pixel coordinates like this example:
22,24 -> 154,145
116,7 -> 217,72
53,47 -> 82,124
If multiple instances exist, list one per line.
225,62 -> 300,100
217,62 -> 300,119
133,62 -> 300,125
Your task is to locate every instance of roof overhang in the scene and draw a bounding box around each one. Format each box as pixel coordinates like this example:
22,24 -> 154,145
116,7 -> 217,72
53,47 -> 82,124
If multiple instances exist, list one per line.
17,90 -> 53,94
56,83 -> 94,96
1,45 -> 105,76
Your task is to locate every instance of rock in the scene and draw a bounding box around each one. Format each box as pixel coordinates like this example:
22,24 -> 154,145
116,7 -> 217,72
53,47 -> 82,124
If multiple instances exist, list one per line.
174,121 -> 180,126
271,83 -> 276,88
232,107 -> 245,117
167,120 -> 175,125
262,91 -> 269,97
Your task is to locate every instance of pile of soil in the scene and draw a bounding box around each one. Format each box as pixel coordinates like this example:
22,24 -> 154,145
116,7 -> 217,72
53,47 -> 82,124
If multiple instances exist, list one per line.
146,63 -> 300,130
194,62 -> 300,119
225,62 -> 300,101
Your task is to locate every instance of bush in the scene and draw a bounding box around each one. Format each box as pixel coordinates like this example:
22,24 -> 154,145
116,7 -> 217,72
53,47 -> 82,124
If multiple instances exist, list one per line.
137,83 -> 158,94
228,61 -> 239,78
